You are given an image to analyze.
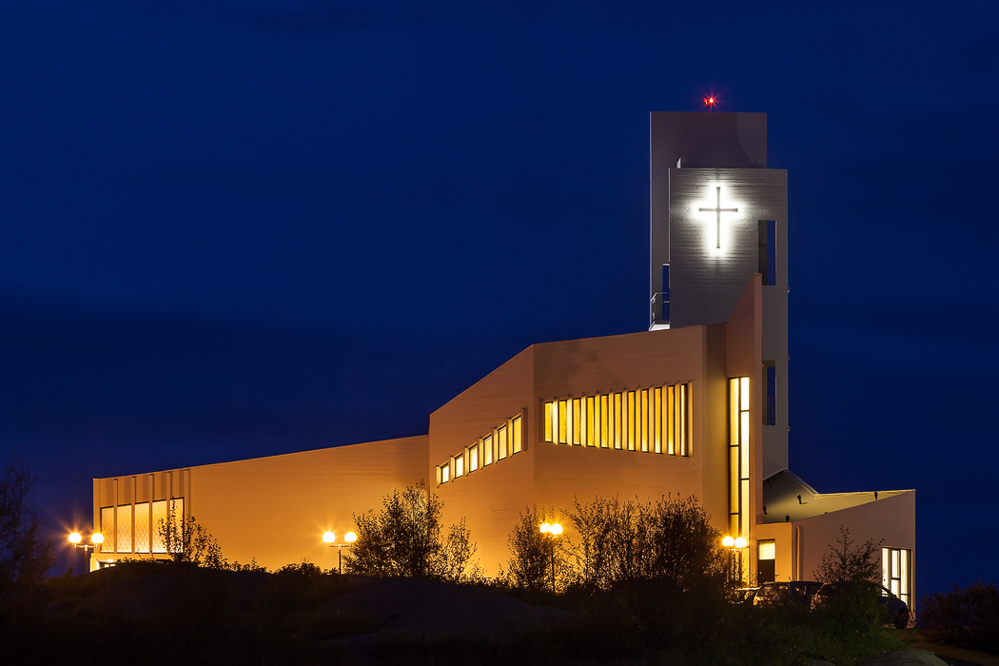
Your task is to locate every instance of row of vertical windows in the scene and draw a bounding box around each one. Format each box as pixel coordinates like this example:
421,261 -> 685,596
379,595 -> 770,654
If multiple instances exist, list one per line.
438,415 -> 523,485
99,498 -> 183,554
542,383 -> 692,456
729,377 -> 750,540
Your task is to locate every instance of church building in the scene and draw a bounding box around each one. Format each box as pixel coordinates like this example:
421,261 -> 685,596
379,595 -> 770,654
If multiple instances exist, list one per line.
87,112 -> 915,606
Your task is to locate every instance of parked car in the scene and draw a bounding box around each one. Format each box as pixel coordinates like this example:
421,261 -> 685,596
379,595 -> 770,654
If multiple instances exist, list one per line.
752,580 -> 822,607
731,587 -> 759,604
811,581 -> 910,629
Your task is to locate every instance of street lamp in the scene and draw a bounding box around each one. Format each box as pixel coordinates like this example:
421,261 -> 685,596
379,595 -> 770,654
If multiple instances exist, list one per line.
68,531 -> 104,573
722,535 -> 748,585
323,531 -> 357,573
539,521 -> 562,594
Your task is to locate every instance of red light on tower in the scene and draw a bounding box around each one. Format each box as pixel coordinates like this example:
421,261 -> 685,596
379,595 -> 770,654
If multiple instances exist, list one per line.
703,95 -> 717,108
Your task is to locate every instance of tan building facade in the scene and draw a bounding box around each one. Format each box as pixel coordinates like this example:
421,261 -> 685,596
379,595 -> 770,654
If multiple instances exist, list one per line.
90,112 -> 915,606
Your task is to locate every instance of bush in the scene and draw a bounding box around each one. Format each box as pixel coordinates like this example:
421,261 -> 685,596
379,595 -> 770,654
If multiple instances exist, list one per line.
343,483 -> 479,582
157,513 -> 226,568
921,582 -> 999,655
568,494 -> 727,595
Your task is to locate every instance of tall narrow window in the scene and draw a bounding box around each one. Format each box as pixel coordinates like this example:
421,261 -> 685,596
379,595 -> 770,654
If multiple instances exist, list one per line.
511,416 -> 522,453
653,387 -> 662,454
558,400 -> 568,444
586,396 -> 596,447
626,390 -> 636,451
468,443 -> 479,472
729,377 -> 751,540
483,434 -> 494,466
758,221 -> 776,286
613,393 -> 623,450
100,506 -> 114,553
116,505 -> 132,553
599,395 -> 609,448
439,462 -> 451,484
764,361 -> 776,426
661,264 -> 671,323
134,502 -> 150,554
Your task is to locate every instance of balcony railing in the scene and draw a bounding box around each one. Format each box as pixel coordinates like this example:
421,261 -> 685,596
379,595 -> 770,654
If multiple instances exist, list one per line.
650,292 -> 670,328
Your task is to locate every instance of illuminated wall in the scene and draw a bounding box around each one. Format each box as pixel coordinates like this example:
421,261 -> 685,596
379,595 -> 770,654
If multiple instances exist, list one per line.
92,436 -> 428,571
650,112 -> 789,478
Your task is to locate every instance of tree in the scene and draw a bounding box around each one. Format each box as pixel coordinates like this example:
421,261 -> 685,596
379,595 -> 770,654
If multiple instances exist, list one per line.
814,527 -> 882,584
343,483 -> 478,582
0,456 -> 54,607
157,512 -> 226,568
505,506 -> 569,592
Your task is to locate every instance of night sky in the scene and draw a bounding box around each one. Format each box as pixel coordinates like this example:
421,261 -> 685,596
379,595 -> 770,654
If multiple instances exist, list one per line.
2,1 -> 996,599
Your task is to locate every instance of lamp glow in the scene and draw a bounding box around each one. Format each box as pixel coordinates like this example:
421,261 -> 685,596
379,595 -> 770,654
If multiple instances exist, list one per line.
735,536 -> 748,549
68,532 -> 82,545
91,532 -> 104,545
322,531 -> 336,544
549,523 -> 563,536
722,535 -> 735,548
540,522 -> 550,534
344,531 -> 357,544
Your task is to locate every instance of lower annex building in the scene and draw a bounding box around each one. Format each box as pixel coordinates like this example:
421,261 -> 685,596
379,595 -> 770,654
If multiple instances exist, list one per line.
87,112 -> 915,606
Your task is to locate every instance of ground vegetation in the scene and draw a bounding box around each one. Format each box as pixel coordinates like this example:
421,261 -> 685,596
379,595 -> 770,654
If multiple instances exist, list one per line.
920,582 -> 999,655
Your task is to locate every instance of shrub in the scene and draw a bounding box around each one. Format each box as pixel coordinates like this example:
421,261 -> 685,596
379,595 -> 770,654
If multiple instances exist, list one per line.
343,483 -> 479,582
921,582 -> 999,655
157,513 -> 226,568
814,526 -> 882,584
568,494 -> 727,595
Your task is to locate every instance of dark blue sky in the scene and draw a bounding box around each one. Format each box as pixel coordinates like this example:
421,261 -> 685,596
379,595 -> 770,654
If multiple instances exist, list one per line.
2,0 -> 996,598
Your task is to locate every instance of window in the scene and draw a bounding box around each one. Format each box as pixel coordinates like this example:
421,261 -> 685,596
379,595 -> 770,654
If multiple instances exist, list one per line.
758,539 -> 776,584
116,504 -> 132,553
100,506 -> 114,553
758,220 -> 776,285
764,361 -> 776,426
152,498 -> 182,554
468,444 -> 479,472
482,434 -> 493,466
883,547 -> 911,608
439,462 -> 450,484
134,502 -> 150,553
454,453 -> 464,478
661,264 -> 670,322
729,377 -> 750,540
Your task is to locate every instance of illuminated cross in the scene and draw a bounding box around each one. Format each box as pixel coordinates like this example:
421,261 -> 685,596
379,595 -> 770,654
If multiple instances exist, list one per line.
698,186 -> 738,249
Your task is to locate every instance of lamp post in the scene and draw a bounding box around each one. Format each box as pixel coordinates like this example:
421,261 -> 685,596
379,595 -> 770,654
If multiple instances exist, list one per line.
322,531 -> 357,573
539,521 -> 563,594
722,535 -> 748,586
68,531 -> 104,573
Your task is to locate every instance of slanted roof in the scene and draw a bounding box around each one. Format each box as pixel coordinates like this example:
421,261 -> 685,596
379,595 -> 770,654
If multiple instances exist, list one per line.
761,469 -> 912,524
